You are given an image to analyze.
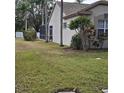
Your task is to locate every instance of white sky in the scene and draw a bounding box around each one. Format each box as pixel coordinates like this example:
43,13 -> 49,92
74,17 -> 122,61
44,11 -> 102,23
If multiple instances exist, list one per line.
57,0 -> 100,4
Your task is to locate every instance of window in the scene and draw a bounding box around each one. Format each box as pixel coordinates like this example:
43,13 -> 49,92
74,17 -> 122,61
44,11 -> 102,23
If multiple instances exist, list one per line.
49,26 -> 53,41
63,22 -> 67,29
105,20 -> 108,29
104,13 -> 108,19
98,20 -> 104,29
50,26 -> 53,29
97,19 -> 108,38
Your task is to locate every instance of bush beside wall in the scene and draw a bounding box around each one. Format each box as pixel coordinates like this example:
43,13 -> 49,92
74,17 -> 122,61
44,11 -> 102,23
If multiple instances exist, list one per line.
70,34 -> 82,50
23,28 -> 36,41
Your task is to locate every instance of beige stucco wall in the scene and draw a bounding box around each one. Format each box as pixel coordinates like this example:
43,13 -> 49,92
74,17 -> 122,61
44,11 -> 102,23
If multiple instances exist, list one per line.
49,4 -> 61,44
49,4 -> 67,44
89,5 -> 108,23
89,5 -> 108,48
63,17 -> 78,46
63,5 -> 108,48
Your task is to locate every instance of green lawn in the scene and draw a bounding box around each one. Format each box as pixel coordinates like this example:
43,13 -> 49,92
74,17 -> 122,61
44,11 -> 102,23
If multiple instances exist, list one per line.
16,39 -> 108,93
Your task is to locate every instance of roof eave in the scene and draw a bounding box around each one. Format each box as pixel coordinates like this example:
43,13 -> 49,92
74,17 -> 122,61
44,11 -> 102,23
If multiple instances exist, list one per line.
80,1 -> 108,11
63,11 -> 92,20
63,1 -> 108,20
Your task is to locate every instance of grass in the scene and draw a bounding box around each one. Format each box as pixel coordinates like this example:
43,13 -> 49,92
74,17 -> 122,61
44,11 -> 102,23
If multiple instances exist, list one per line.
16,39 -> 108,93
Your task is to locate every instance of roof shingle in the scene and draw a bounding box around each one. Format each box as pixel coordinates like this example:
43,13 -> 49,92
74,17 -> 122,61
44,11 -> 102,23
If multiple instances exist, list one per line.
63,0 -> 108,19
57,1 -> 89,15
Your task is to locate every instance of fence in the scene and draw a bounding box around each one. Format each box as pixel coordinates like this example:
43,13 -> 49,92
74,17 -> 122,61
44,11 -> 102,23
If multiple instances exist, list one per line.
15,32 -> 40,39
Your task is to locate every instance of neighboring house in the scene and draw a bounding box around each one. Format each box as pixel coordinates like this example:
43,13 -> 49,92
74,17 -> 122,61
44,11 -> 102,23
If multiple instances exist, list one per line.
48,0 -> 108,48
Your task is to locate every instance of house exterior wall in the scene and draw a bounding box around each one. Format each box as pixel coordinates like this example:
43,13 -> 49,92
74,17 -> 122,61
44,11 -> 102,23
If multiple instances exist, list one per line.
89,5 -> 108,23
49,3 -> 72,45
49,4 -> 61,44
63,5 -> 108,48
49,3 -> 108,48
89,5 -> 108,48
63,17 -> 78,46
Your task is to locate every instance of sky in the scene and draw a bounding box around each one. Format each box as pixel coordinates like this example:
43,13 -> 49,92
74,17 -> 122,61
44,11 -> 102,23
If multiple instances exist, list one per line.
57,0 -> 100,4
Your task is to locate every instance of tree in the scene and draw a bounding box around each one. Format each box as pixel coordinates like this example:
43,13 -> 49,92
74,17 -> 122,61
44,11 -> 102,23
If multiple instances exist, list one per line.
15,0 -> 30,32
16,0 -> 53,31
39,0 -> 55,42
69,16 -> 95,50
15,0 -> 55,40
28,0 -> 55,41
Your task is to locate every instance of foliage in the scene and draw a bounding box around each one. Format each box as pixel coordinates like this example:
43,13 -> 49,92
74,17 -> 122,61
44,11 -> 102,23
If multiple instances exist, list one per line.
92,39 -> 100,48
71,33 -> 82,50
69,16 -> 95,50
15,0 -> 30,32
91,36 -> 108,49
69,16 -> 91,32
15,16 -> 25,32
23,28 -> 36,41
15,0 -> 55,32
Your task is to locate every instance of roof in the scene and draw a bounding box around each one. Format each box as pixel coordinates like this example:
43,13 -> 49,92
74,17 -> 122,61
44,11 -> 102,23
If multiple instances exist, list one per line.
49,0 -> 108,22
57,1 -> 89,15
79,0 -> 108,11
63,0 -> 108,19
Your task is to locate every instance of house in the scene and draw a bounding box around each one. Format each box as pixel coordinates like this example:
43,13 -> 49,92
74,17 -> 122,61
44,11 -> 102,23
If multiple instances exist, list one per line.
48,0 -> 108,48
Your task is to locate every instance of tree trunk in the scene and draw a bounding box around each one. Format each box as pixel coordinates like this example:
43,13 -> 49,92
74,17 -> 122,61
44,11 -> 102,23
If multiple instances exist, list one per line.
42,9 -> 44,26
88,38 -> 91,49
80,29 -> 88,51
79,31 -> 83,49
25,12 -> 28,31
45,2 -> 48,42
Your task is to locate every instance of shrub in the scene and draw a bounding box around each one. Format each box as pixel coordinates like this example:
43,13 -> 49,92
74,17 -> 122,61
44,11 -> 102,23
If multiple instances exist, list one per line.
71,33 -> 82,50
23,28 -> 36,41
92,40 -> 99,48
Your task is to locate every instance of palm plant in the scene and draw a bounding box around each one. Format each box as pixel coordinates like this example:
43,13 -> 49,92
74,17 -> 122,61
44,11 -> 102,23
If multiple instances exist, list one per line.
69,16 -> 93,50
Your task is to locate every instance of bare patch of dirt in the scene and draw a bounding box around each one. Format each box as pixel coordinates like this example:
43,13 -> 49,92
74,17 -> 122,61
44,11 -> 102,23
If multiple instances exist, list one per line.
16,41 -> 43,51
